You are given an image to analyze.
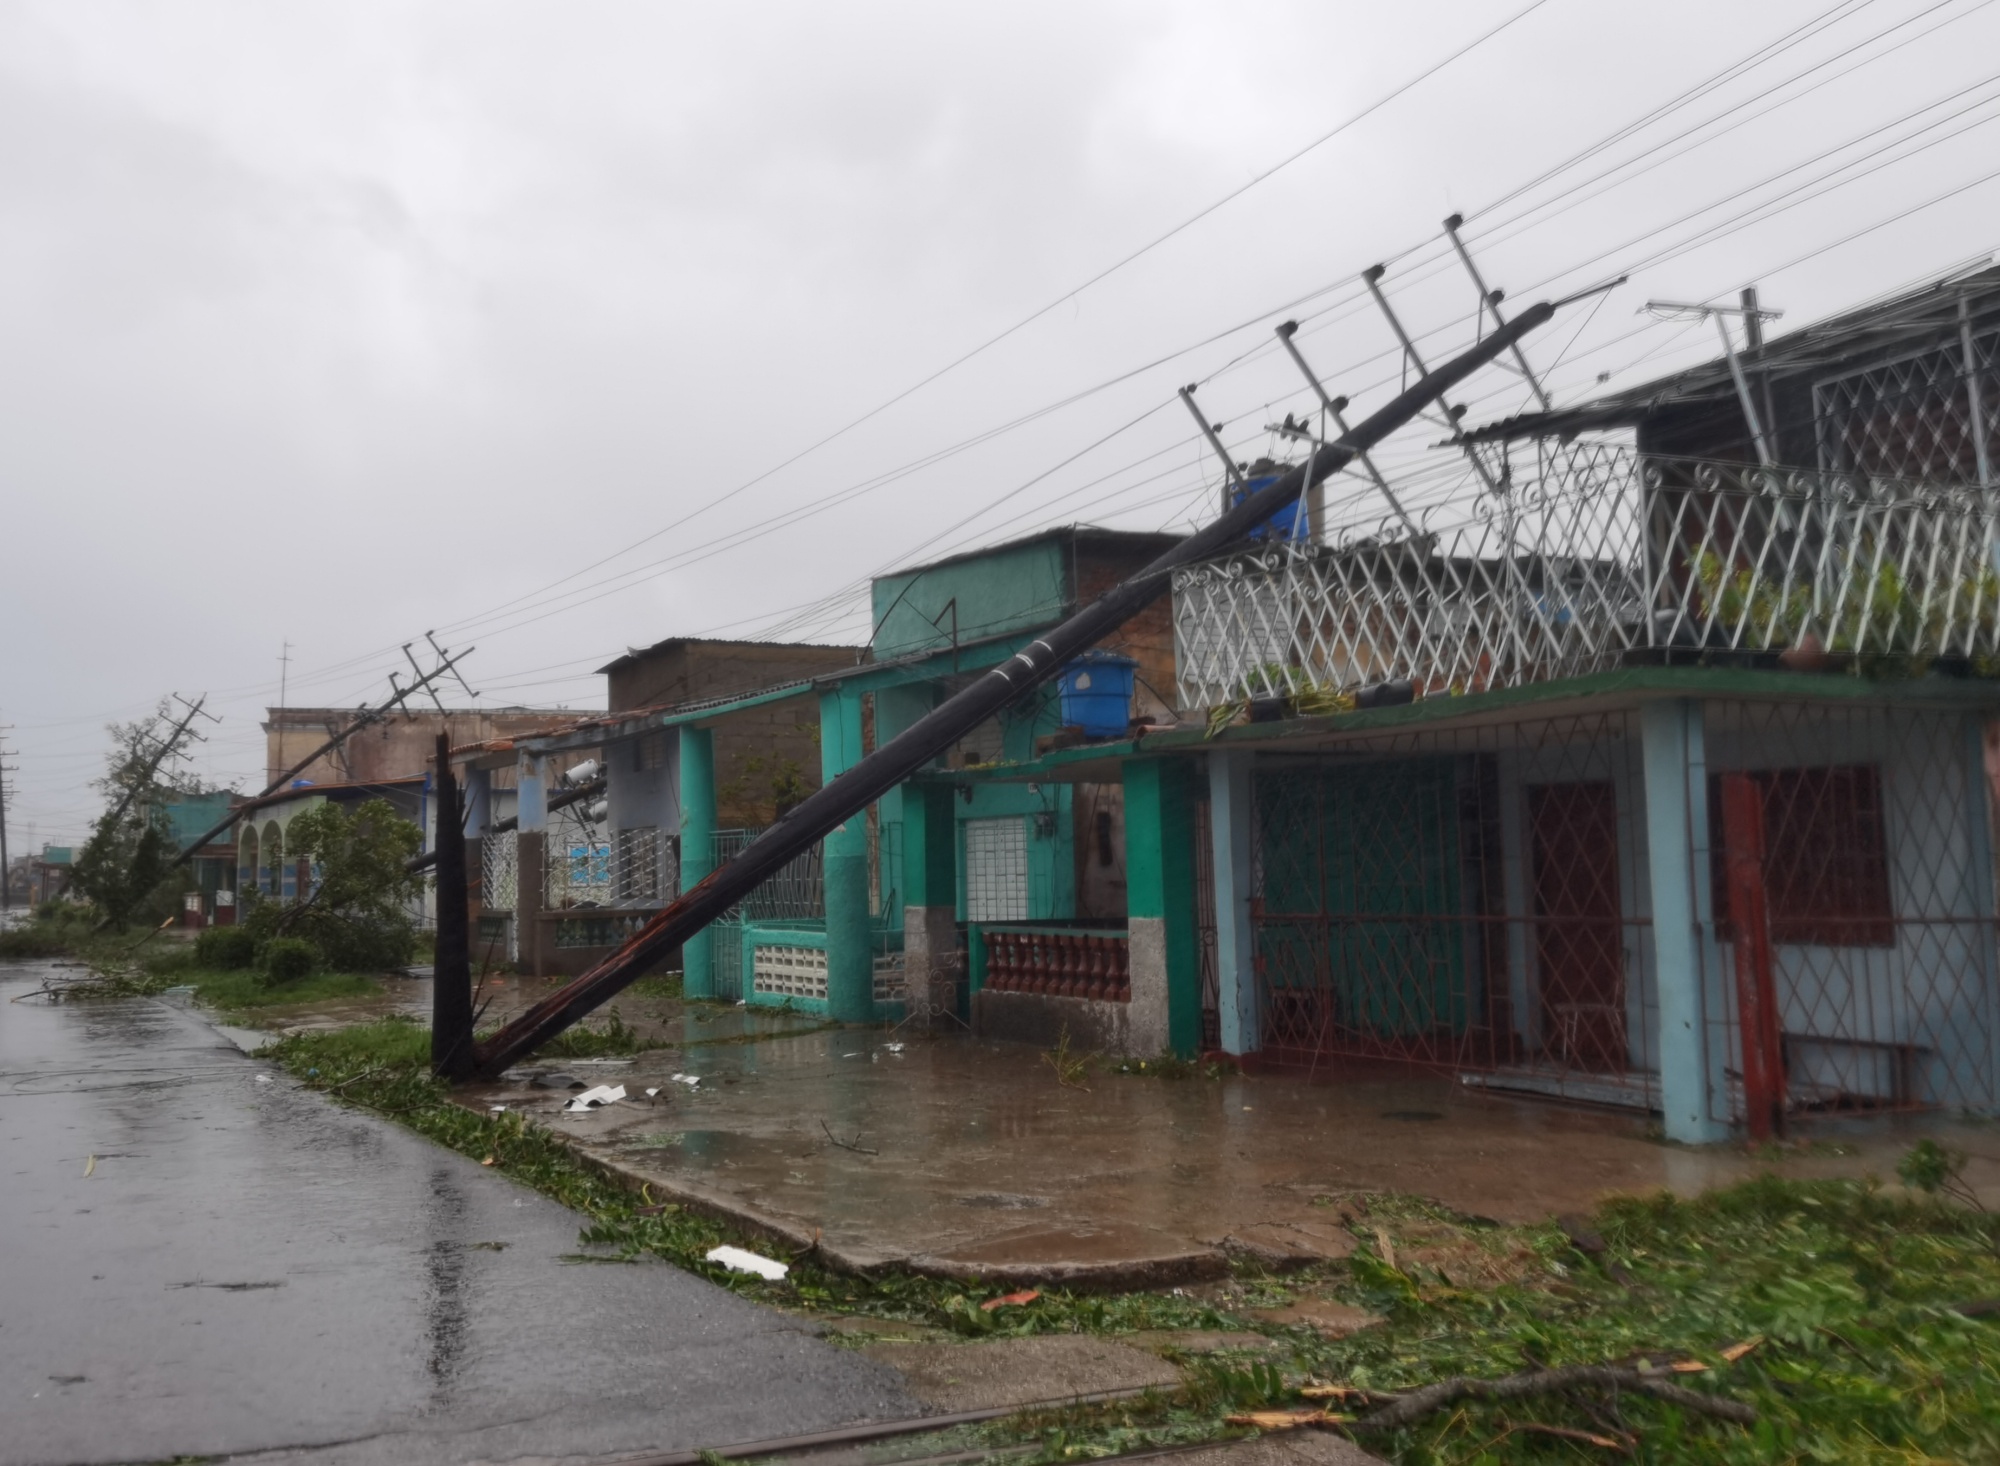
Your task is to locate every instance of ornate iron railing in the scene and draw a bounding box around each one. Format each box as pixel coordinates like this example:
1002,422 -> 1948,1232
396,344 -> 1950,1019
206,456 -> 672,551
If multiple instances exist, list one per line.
1173,442 -> 2000,708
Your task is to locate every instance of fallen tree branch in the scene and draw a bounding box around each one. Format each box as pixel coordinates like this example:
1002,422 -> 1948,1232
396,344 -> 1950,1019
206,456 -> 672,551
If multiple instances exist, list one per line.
1493,1421 -> 1632,1454
820,1119 -> 878,1156
1353,1365 -> 1757,1431
324,1065 -> 388,1094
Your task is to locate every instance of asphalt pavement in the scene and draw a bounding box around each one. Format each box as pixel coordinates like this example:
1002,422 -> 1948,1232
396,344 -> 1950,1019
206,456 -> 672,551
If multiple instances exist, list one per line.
0,961 -> 918,1466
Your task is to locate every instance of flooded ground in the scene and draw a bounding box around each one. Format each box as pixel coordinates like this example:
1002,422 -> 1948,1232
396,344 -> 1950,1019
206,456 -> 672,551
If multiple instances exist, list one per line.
467,1020 -> 2000,1285
0,962 -> 915,1466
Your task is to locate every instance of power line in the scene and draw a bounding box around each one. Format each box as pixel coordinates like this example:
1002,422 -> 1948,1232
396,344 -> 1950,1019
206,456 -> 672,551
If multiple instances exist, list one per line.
96,0 -> 1959,713
400,1 -> 1558,646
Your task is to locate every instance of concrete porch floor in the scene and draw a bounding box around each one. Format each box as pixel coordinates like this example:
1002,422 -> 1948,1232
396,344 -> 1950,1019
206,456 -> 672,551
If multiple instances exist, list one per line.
450,1013 -> 2000,1287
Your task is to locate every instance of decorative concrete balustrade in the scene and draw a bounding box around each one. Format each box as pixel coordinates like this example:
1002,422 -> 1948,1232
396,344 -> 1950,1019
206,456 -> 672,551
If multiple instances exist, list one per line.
1173,442 -> 2000,709
978,925 -> 1132,1003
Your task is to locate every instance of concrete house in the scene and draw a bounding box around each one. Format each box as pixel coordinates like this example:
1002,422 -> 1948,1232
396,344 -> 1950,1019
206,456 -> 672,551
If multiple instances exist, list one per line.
467,266 -> 2000,1146
468,528 -> 1183,1014
460,639 -> 857,977
940,264 -> 2000,1141
242,704 -> 598,929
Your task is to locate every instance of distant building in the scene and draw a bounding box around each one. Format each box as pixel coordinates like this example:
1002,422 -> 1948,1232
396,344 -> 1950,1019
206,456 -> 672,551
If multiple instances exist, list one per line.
263,706 -> 589,788
162,791 -> 244,924
454,638 -> 858,976
28,846 -> 74,905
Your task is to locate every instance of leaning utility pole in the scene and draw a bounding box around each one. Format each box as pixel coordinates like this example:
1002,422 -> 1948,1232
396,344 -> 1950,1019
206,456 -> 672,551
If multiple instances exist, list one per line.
168,638 -> 477,869
469,296 -> 1566,1078
100,694 -> 217,835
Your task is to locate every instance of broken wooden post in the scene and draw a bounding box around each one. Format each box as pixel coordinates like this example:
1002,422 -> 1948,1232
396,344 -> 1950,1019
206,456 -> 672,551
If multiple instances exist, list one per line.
431,733 -> 476,1079
1718,772 -> 1784,1139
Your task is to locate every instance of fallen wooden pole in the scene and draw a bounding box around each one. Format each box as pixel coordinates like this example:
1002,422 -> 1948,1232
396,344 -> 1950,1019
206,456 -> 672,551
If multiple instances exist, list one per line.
468,299 -> 1558,1078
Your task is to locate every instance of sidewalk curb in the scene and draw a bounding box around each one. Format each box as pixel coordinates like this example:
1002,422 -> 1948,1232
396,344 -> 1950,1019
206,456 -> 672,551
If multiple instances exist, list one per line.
449,1091 -> 1232,1291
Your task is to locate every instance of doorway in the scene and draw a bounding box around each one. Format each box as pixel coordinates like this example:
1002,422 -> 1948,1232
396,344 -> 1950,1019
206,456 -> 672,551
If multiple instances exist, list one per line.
1528,781 -> 1628,1074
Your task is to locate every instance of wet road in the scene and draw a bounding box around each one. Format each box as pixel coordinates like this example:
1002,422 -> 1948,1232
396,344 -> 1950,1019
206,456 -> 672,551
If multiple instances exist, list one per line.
0,963 -> 917,1466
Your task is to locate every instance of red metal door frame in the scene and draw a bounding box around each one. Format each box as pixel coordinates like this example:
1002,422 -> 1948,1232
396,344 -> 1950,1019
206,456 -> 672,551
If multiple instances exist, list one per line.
1718,772 -> 1786,1139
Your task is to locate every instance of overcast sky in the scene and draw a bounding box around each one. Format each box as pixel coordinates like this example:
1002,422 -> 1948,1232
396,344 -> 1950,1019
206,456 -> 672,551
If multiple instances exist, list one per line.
6,0 -> 1999,845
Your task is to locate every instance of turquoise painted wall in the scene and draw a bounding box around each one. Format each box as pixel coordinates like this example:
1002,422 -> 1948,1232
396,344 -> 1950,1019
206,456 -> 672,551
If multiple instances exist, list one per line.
953,686 -> 1075,922
871,537 -> 1068,660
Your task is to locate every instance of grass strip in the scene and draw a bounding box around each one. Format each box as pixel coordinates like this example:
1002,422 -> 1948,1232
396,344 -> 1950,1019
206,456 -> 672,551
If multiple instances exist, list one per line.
267,1018 -> 2000,1464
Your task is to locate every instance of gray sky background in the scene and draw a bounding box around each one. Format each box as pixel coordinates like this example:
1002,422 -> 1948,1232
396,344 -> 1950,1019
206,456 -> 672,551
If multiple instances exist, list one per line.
6,0 -> 2000,845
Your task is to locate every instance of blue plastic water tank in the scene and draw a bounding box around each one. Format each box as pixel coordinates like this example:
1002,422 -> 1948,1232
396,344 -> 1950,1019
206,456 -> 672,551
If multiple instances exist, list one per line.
1226,461 -> 1309,542
1057,651 -> 1138,738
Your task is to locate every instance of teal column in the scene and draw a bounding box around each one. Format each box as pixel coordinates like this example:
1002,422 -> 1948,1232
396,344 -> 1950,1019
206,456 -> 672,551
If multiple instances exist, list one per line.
1640,699 -> 1729,1143
902,778 -> 962,1022
1124,757 -> 1200,1057
903,780 -> 958,909
516,753 -> 548,975
679,726 -> 716,999
1208,749 -> 1259,1055
820,690 -> 873,1022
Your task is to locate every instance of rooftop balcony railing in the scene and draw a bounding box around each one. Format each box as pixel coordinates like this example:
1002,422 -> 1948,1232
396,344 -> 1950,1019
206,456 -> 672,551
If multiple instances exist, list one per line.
1172,441 -> 2000,711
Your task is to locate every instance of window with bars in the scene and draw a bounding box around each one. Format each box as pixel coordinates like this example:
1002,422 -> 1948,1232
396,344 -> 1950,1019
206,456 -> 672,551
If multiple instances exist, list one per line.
1812,327 -> 1999,483
1708,765 -> 1895,947
964,816 -> 1029,922
634,730 -> 669,771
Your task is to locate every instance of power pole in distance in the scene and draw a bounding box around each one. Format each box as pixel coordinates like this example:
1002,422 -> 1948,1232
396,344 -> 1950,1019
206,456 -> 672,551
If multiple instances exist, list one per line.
0,723 -> 15,914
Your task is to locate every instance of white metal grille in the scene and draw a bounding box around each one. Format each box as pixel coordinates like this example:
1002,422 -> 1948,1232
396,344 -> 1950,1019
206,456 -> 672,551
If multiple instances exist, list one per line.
546,825 -> 677,909
1814,325 -> 1998,483
1174,444 -> 2000,709
753,944 -> 827,1000
481,830 -> 517,912
965,817 -> 1029,922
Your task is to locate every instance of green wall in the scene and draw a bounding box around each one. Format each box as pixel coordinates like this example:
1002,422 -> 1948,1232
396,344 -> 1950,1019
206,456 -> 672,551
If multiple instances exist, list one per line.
871,536 -> 1068,660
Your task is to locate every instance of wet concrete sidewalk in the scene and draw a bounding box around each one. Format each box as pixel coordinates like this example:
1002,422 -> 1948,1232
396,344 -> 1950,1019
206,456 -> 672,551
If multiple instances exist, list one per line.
0,962 -> 917,1466
468,1021 -> 2000,1287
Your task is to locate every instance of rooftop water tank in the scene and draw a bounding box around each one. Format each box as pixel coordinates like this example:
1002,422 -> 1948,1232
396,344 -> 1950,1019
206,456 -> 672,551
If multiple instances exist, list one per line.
1226,457 -> 1309,542
1057,651 -> 1138,738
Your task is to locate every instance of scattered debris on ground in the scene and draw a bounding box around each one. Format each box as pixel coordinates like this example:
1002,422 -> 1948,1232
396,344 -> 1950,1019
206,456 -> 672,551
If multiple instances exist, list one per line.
705,1244 -> 788,1281
563,1083 -> 626,1112
247,1015 -> 2000,1463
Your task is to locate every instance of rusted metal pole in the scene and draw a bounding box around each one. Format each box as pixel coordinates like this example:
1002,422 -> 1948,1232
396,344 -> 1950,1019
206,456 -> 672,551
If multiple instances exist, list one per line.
467,300 -> 1559,1078
1718,773 -> 1785,1140
431,733 -> 476,1079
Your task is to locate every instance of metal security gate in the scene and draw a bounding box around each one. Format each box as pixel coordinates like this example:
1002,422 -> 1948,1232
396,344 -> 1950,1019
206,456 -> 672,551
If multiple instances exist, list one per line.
1254,759 -> 1473,1065
1527,781 -> 1628,1075
1700,700 -> 2000,1123
1247,713 -> 1657,1105
707,828 -> 824,1000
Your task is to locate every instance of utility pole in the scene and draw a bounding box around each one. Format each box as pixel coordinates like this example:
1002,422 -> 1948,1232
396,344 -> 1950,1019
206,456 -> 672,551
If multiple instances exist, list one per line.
169,638 -> 477,870
1645,296 -> 1785,467
470,291 -> 1577,1077
430,731 -> 475,1078
0,723 -> 15,914
99,695 -> 215,837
